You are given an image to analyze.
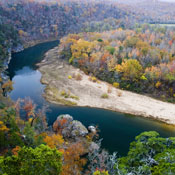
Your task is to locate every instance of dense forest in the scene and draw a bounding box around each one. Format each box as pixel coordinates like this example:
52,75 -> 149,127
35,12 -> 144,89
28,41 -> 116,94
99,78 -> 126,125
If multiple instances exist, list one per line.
118,0 -> 175,24
0,0 -> 128,44
1,0 -> 175,70
59,24 -> 175,102
1,0 -> 175,174
0,0 -> 129,70
0,24 -> 20,72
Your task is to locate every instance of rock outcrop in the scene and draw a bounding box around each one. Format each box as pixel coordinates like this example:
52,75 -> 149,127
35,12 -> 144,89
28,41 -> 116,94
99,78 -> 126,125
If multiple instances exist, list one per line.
53,114 -> 88,140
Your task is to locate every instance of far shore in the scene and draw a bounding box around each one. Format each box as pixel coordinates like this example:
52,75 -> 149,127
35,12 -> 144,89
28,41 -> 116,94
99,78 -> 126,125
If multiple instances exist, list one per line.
23,38 -> 59,49
38,47 -> 175,126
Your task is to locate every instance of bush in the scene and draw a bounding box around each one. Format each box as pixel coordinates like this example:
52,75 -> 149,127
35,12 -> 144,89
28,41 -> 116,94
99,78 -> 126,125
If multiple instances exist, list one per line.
113,82 -> 120,88
73,73 -> 82,81
68,75 -> 72,79
101,93 -> 109,99
105,46 -> 115,55
60,90 -> 66,96
155,81 -> 161,89
89,76 -> 97,82
93,170 -> 109,175
97,38 -> 103,42
107,86 -> 112,93
0,145 -> 62,175
70,95 -> 79,100
117,91 -> 122,97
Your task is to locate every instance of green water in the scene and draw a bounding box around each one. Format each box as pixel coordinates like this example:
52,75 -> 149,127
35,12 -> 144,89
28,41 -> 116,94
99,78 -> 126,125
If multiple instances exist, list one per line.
7,41 -> 175,155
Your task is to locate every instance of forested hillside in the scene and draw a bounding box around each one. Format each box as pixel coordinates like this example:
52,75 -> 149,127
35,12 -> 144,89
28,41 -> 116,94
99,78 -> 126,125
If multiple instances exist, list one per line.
1,0 -> 175,72
120,0 -> 175,24
0,0 -> 128,71
59,24 -> 175,102
1,0 -> 175,174
0,24 -> 21,71
0,0 -> 128,44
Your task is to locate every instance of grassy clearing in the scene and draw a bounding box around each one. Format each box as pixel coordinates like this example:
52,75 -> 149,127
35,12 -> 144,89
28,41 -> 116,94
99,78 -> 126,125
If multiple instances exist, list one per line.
44,87 -> 77,106
101,93 -> 109,99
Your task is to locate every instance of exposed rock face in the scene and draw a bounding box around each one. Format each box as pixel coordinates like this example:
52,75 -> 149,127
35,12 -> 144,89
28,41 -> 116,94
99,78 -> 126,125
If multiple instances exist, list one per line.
88,126 -> 97,133
71,120 -> 88,137
53,114 -> 88,139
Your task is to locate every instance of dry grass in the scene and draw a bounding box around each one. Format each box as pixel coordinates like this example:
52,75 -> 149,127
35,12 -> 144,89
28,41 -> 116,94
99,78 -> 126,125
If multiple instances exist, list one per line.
117,91 -> 122,97
107,85 -> 112,94
101,93 -> 109,99
72,73 -> 82,81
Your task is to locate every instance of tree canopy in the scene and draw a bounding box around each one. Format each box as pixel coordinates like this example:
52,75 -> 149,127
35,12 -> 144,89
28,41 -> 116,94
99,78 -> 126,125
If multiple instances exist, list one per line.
0,144 -> 62,175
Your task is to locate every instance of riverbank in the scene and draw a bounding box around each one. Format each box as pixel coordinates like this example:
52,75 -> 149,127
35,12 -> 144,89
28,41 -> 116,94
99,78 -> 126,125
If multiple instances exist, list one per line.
1,37 -> 59,76
23,38 -> 59,49
38,47 -> 175,125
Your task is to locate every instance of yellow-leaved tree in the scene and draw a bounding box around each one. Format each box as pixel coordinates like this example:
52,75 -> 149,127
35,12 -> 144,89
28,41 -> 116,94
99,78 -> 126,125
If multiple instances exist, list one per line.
44,134 -> 64,149
116,59 -> 143,81
70,39 -> 96,63
2,80 -> 13,96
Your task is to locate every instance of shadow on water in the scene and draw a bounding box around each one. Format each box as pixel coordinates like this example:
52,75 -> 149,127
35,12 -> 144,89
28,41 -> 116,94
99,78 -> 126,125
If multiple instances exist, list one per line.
7,40 -> 59,79
7,41 -> 175,156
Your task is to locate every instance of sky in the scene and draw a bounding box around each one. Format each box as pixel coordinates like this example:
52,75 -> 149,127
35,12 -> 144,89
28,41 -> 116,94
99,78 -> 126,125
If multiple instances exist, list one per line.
160,0 -> 175,1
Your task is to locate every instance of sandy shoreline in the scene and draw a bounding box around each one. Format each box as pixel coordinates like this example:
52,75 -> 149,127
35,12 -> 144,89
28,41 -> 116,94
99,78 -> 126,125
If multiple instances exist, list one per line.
38,47 -> 175,125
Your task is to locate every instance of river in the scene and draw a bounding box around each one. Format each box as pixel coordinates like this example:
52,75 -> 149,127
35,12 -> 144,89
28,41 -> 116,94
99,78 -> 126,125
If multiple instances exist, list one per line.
7,41 -> 175,155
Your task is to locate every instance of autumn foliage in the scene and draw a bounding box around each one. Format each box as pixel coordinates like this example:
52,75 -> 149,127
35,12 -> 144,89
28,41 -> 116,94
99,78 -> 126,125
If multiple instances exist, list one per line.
60,25 -> 175,102
62,142 -> 87,175
44,134 -> 64,149
23,97 -> 36,120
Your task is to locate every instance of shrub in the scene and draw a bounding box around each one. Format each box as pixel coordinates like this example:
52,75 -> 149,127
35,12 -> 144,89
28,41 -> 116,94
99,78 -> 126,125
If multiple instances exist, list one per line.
107,86 -> 112,93
140,75 -> 147,81
101,93 -> 109,99
105,46 -> 115,55
97,38 -> 103,42
117,91 -> 122,97
93,170 -> 109,175
70,95 -> 79,100
68,75 -> 72,79
155,81 -> 161,89
89,76 -> 97,82
75,73 -> 82,81
60,91 -> 66,96
60,91 -> 69,98
113,82 -> 120,88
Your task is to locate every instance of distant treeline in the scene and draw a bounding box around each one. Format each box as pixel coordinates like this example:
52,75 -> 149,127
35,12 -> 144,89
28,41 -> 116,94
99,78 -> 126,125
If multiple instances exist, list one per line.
1,0 -> 175,70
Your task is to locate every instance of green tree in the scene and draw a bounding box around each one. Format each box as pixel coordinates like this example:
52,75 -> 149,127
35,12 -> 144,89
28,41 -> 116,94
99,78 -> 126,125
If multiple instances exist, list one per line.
0,107 -> 24,152
93,170 -> 109,175
118,131 -> 175,174
152,149 -> 175,175
0,144 -> 62,175
23,122 -> 35,147
124,36 -> 139,48
105,46 -> 115,55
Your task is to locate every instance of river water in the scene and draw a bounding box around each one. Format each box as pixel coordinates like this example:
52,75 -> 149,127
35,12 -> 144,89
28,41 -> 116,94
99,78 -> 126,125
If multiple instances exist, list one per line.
7,41 -> 175,155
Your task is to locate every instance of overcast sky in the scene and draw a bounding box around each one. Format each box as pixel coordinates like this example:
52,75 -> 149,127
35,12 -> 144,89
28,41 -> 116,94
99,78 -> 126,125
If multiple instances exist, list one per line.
160,0 -> 175,1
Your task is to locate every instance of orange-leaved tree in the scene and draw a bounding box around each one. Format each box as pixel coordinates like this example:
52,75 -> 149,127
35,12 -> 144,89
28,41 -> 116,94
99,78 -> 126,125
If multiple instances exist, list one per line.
62,142 -> 87,175
44,134 -> 64,149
